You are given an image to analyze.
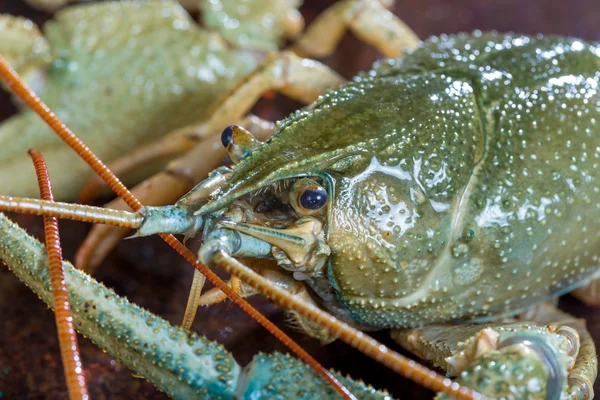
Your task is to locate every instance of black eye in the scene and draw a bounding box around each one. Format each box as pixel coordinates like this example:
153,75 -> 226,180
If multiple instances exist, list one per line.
221,125 -> 234,147
300,187 -> 328,210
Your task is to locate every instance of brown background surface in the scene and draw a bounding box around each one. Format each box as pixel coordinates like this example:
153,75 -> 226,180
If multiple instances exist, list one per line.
0,0 -> 599,399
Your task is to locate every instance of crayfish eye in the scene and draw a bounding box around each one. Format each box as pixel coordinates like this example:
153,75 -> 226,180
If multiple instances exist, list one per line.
301,188 -> 327,209
290,178 -> 328,215
221,125 -> 234,147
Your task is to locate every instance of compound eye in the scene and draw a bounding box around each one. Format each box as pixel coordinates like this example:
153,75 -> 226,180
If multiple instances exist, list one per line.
221,125 -> 234,147
291,179 -> 328,215
300,188 -> 327,210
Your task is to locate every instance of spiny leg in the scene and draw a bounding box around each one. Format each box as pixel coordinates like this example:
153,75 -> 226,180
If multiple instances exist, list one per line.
28,149 -> 89,400
75,116 -> 275,273
290,0 -> 420,59
76,53 -> 343,272
391,303 -> 596,399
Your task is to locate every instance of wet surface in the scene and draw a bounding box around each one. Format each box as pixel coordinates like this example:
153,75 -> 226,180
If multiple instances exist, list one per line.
0,0 -> 600,399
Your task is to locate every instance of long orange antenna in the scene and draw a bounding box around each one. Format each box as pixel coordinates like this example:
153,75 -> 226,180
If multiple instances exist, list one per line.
0,55 -> 483,399
29,149 -> 89,400
0,55 -> 354,400
0,196 -> 143,228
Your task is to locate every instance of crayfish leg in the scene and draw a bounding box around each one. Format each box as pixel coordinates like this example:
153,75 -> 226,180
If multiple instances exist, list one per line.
289,0 -> 420,59
240,352 -> 391,400
392,303 -> 596,400
174,51 -> 343,137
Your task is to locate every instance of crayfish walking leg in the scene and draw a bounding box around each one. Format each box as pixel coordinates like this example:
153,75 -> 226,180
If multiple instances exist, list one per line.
392,304 -> 597,399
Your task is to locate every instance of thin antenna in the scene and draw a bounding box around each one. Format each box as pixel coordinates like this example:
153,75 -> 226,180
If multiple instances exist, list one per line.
29,149 -> 89,400
0,196 -> 143,228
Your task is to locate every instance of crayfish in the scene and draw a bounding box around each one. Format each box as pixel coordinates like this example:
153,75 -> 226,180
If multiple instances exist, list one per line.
0,1 -> 598,399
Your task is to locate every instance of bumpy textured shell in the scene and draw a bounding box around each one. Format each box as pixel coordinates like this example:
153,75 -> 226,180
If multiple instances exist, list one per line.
207,32 -> 600,329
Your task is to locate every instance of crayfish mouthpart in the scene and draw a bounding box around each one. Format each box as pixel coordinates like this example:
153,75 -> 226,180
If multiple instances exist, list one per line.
221,217 -> 330,276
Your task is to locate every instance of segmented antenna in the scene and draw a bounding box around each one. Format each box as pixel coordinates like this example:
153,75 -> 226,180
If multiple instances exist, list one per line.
0,196 -> 143,228
29,149 -> 89,400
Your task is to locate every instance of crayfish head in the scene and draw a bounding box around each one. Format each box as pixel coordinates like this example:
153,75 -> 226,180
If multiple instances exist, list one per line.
199,175 -> 332,279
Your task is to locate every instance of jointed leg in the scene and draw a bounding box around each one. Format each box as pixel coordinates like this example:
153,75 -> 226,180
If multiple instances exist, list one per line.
392,303 -> 596,399
290,0 -> 420,59
180,51 -> 344,138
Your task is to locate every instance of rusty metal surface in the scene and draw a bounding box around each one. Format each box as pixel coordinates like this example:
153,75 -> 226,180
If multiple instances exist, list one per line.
0,0 -> 599,399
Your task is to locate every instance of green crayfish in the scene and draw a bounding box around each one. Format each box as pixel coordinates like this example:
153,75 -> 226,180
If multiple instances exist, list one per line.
0,1 -> 599,399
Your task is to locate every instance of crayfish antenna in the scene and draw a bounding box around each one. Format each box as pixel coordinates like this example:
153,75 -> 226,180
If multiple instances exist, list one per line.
0,54 -> 357,399
0,195 -> 143,228
28,149 -> 89,400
